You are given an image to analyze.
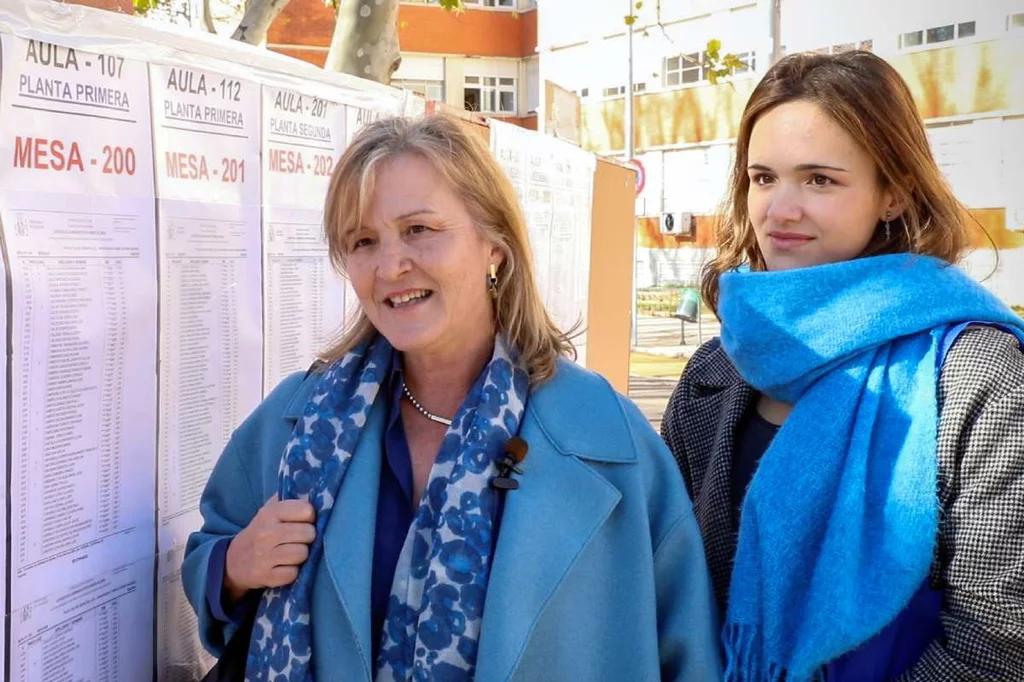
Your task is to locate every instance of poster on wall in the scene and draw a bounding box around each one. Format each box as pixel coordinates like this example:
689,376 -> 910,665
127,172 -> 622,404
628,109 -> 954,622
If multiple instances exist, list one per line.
261,86 -> 350,393
149,62 -> 263,680
490,120 -> 595,365
0,36 -> 159,679
10,557 -> 155,682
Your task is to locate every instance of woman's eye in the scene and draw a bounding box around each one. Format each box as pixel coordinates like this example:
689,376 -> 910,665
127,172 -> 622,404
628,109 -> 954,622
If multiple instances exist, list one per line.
408,224 -> 431,235
351,237 -> 374,250
751,173 -> 774,186
810,174 -> 834,186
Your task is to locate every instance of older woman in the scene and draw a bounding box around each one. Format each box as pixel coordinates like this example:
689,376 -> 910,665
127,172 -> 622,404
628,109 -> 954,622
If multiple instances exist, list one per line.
183,114 -> 721,682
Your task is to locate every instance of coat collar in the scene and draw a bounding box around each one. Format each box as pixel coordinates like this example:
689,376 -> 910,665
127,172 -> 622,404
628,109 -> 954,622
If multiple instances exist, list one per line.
670,338 -> 755,614
284,357 -> 638,463
685,337 -> 746,391
281,357 -> 635,680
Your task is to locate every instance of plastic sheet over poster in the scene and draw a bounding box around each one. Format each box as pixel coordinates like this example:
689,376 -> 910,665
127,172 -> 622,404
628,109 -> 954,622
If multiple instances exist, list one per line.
0,1 -> 598,679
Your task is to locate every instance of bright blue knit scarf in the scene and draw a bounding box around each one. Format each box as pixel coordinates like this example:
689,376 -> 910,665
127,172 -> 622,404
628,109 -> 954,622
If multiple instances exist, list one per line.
718,254 -> 1024,682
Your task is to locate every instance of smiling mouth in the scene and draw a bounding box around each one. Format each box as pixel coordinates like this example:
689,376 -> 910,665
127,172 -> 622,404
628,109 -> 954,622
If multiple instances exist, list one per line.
386,289 -> 433,308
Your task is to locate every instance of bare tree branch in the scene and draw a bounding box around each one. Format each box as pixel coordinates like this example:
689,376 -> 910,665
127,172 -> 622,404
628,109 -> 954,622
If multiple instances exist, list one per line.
202,0 -> 217,33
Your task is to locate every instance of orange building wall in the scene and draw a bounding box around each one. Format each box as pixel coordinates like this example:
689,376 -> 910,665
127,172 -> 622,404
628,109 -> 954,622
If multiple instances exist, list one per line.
638,215 -> 717,250
62,0 -> 134,12
268,0 -> 335,50
400,5 -> 536,58
269,0 -> 536,59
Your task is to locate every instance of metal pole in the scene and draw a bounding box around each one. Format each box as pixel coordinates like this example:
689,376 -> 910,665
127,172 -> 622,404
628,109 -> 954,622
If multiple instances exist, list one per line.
627,3 -> 638,347
626,15 -> 634,160
770,0 -> 782,66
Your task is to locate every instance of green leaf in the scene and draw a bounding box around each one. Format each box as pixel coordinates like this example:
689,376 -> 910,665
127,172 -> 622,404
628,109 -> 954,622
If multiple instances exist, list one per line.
705,38 -> 721,60
624,14 -> 637,25
439,0 -> 464,11
635,1 -> 643,9
722,54 -> 745,69
132,0 -> 163,14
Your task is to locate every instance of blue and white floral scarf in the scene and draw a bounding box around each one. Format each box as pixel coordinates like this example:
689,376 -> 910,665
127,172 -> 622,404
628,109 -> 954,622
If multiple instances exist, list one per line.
246,333 -> 529,682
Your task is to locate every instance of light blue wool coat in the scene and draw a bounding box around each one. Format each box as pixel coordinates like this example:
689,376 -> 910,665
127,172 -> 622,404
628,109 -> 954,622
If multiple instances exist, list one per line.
183,358 -> 724,682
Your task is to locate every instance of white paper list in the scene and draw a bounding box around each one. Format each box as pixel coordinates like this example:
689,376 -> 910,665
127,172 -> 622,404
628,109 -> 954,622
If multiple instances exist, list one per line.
158,546 -> 215,682
0,36 -> 158,612
490,120 -> 595,365
150,63 -> 264,680
261,86 -> 349,393
151,63 -> 262,547
10,557 -> 155,682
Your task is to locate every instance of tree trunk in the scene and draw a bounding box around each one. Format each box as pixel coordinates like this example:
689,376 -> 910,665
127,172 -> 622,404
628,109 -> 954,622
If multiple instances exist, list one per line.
230,0 -> 292,45
323,0 -> 401,84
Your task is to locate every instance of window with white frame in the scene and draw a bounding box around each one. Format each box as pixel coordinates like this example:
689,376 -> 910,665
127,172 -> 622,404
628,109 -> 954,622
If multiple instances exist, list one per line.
393,79 -> 444,101
900,21 -> 975,49
464,0 -> 515,7
663,50 -> 756,87
464,76 -> 516,114
663,53 -> 703,86
601,83 -> 646,98
731,51 -> 756,75
809,40 -> 873,55
1010,13 -> 1024,30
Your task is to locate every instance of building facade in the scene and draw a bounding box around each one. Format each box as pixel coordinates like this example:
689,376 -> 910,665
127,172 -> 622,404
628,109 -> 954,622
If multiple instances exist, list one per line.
537,0 -> 1024,306
268,0 -> 540,128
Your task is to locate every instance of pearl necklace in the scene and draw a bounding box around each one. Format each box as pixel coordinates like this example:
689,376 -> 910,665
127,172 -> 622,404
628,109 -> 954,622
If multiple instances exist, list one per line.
401,382 -> 453,427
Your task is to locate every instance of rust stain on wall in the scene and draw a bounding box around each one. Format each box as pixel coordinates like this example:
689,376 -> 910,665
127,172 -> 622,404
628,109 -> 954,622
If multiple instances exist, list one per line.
968,208 -> 1024,250
583,40 -> 1023,153
582,79 -> 756,152
893,41 -> 1017,119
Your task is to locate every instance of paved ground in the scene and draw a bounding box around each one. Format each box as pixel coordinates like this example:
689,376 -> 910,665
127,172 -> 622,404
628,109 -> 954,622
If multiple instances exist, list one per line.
627,313 -> 721,427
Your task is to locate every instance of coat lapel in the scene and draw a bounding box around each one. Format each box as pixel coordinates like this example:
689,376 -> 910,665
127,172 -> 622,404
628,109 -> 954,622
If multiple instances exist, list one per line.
475,365 -> 633,682
678,342 -> 754,614
319,398 -> 387,680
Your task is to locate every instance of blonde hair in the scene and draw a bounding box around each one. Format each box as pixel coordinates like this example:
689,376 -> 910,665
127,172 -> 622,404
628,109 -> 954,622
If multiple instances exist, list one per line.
321,114 -> 574,384
702,50 -> 971,313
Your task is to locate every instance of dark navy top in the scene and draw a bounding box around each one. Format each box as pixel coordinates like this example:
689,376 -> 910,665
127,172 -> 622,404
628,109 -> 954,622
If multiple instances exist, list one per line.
733,403 -> 943,681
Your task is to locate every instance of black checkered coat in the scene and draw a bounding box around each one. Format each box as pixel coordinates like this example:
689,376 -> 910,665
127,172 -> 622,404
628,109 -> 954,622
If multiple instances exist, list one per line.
662,325 -> 1024,681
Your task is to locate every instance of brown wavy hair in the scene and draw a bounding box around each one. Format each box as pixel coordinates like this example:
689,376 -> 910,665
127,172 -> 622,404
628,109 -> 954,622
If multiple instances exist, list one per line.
701,50 -> 971,313
320,114 -> 574,384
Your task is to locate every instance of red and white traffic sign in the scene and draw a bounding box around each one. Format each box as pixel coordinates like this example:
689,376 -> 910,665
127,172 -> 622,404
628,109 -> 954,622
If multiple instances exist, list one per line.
625,158 -> 645,196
